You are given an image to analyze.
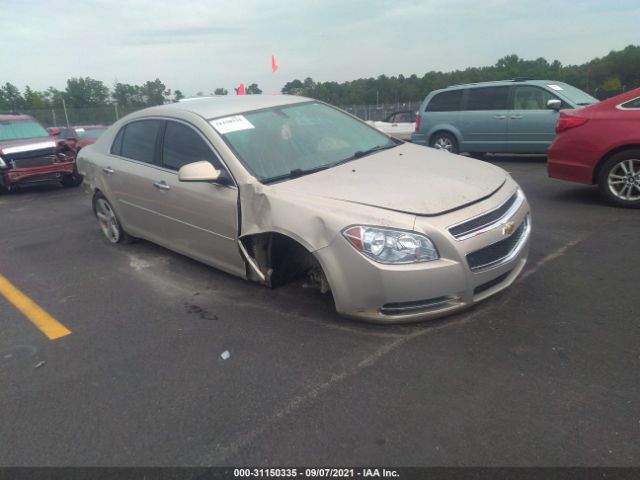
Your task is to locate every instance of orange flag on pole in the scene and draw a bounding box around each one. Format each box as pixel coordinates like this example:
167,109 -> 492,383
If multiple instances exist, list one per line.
237,83 -> 246,95
271,55 -> 279,73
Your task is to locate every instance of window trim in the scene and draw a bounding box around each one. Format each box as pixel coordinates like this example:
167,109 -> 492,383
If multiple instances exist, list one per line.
616,96 -> 640,110
108,116 -> 237,188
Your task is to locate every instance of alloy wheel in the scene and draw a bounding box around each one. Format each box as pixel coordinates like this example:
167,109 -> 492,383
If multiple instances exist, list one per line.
607,158 -> 640,202
95,198 -> 121,243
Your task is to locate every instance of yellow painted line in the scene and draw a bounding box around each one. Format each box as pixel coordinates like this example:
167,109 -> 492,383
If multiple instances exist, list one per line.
0,274 -> 72,340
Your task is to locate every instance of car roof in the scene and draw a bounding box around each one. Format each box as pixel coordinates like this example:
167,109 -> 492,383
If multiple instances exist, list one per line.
133,95 -> 311,120
0,113 -> 35,122
442,79 -> 567,91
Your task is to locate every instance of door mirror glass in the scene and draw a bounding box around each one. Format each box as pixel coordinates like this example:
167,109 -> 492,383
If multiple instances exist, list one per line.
178,161 -> 221,182
546,99 -> 562,111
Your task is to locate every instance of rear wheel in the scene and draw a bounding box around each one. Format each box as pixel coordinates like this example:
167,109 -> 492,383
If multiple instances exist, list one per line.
92,193 -> 133,243
597,150 -> 640,208
430,132 -> 458,154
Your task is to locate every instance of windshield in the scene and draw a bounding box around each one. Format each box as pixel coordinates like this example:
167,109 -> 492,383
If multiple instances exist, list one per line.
75,127 -> 107,139
553,83 -> 599,106
0,120 -> 49,141
215,102 -> 393,182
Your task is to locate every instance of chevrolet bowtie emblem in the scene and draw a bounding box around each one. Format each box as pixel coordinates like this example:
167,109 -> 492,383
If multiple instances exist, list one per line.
502,222 -> 516,236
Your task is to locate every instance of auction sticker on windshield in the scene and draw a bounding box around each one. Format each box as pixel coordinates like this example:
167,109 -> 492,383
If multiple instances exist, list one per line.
210,115 -> 255,134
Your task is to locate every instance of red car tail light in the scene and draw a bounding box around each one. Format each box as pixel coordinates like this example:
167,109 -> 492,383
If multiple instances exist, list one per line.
415,114 -> 421,132
556,116 -> 588,133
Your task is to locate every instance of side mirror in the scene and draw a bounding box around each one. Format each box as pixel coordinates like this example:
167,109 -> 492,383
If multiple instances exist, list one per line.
178,161 -> 222,182
546,99 -> 562,111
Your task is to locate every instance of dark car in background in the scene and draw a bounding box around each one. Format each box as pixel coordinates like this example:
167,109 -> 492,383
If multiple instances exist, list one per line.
548,87 -> 640,208
53,125 -> 108,154
0,113 -> 81,192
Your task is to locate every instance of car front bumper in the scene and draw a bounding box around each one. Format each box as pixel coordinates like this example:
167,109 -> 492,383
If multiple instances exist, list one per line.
2,162 -> 76,185
315,189 -> 531,323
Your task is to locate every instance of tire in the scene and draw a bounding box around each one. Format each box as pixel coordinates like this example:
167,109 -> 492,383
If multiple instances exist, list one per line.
92,193 -> 133,243
430,132 -> 458,154
61,173 -> 83,187
597,150 -> 640,208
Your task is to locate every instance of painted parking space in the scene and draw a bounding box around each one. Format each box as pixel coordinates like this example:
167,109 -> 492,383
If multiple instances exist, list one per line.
0,273 -> 71,340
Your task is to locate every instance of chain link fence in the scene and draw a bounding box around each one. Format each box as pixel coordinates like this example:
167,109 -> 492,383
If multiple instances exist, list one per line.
21,101 -> 422,128
22,105 -> 145,128
339,102 -> 422,121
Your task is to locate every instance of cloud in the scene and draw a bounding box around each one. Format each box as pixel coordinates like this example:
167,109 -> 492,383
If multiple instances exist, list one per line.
123,26 -> 241,46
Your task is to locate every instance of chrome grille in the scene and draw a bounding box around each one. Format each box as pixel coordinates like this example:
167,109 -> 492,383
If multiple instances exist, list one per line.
449,191 -> 520,240
467,217 -> 528,272
10,155 -> 56,168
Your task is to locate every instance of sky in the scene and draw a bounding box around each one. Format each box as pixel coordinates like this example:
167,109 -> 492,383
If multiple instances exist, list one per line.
1,0 -> 639,97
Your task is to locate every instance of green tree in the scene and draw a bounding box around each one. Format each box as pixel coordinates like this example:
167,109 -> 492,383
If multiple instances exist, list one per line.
173,90 -> 184,102
140,78 -> 166,106
214,88 -> 228,95
23,86 -> 49,109
246,83 -> 262,95
65,77 -> 109,107
0,83 -> 25,111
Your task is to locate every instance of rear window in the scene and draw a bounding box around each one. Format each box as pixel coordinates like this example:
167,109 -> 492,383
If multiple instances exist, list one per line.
465,86 -> 510,111
426,90 -> 463,112
0,120 -> 49,141
621,97 -> 640,109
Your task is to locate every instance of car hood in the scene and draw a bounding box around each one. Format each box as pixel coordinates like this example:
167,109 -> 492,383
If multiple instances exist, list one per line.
274,143 -> 507,216
0,137 -> 56,157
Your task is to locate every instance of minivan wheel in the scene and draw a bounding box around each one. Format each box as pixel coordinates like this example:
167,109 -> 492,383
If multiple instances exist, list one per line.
597,150 -> 640,208
430,133 -> 458,154
92,193 -> 133,243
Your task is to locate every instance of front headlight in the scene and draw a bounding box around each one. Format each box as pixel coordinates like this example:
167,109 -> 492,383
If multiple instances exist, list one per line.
342,226 -> 439,264
0,156 -> 5,168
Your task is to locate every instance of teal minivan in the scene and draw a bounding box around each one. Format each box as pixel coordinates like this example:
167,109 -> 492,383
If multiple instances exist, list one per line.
411,79 -> 598,154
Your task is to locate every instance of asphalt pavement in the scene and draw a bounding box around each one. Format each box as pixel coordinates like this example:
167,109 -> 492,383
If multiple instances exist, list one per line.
0,155 -> 638,466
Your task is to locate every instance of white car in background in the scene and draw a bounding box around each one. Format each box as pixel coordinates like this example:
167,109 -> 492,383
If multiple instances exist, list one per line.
366,110 -> 416,140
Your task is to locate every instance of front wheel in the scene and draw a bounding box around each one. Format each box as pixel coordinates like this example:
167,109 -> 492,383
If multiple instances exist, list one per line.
430,132 -> 458,154
597,150 -> 640,208
61,173 -> 83,187
92,193 -> 133,243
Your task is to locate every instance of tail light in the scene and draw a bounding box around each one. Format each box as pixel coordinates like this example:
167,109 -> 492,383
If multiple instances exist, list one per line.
556,116 -> 588,133
415,114 -> 421,132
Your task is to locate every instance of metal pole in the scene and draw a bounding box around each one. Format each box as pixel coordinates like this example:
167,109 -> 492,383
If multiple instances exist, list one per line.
51,109 -> 57,126
62,98 -> 70,127
114,103 -> 119,121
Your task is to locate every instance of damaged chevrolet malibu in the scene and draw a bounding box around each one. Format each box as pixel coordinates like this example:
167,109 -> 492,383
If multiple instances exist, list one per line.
77,96 -> 530,323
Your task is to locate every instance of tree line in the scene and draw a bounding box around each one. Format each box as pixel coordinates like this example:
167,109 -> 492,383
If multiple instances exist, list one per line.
1,44 -> 638,115
283,44 -> 640,105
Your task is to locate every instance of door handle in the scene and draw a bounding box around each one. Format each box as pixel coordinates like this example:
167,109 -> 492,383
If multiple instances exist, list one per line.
494,115 -> 506,119
510,115 -> 523,119
103,166 -> 115,175
153,180 -> 171,191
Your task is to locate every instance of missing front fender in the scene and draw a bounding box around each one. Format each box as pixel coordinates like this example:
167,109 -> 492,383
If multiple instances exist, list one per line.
239,233 -> 330,292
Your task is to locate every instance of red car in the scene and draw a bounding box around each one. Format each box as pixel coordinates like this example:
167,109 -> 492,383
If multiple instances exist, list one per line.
548,88 -> 640,208
53,125 -> 108,154
0,113 -> 81,192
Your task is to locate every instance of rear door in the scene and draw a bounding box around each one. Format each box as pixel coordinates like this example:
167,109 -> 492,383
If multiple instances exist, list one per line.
506,85 -> 564,153
457,86 -> 510,153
